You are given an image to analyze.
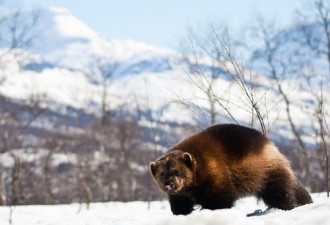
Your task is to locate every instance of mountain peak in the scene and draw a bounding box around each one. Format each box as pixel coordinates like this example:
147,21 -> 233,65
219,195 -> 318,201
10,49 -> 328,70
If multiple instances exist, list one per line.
44,6 -> 99,40
47,6 -> 71,14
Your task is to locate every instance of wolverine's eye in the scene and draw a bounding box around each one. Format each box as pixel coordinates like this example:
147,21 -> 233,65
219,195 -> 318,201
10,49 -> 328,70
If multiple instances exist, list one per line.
160,173 -> 164,182
174,171 -> 181,176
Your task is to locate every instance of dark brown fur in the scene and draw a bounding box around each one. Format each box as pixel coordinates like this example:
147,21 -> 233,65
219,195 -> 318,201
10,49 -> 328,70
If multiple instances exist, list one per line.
150,124 -> 312,215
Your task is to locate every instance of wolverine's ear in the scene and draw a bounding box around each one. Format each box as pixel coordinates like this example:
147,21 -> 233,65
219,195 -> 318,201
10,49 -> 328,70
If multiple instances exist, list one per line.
181,152 -> 194,167
149,162 -> 157,177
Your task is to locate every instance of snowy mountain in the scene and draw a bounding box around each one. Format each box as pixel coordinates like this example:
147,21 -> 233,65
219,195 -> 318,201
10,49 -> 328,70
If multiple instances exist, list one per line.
0,6 -> 328,141
0,7 -> 182,116
0,7 -> 177,80
0,6 -> 329,154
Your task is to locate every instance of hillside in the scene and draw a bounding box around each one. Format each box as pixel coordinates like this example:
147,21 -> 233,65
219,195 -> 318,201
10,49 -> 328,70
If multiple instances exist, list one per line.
0,6 -> 328,205
0,7 -> 327,133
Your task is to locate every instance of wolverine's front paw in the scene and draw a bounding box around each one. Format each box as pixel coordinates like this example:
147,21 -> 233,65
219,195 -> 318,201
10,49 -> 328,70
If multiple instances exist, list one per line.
169,195 -> 194,215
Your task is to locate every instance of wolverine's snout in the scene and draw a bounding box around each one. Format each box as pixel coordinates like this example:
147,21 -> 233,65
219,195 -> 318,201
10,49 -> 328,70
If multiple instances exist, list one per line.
164,180 -> 175,191
165,184 -> 173,191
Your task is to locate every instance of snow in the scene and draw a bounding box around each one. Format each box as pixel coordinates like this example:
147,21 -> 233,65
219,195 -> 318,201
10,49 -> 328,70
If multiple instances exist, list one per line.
0,148 -> 77,169
49,7 -> 99,40
0,194 -> 328,225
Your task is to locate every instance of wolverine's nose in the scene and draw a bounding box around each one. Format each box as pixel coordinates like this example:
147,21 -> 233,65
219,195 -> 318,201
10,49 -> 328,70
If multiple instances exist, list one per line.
165,184 -> 173,191
165,182 -> 174,191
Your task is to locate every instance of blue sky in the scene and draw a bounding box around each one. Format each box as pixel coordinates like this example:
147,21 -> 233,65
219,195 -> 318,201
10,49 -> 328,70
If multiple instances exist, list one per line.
21,0 -> 302,48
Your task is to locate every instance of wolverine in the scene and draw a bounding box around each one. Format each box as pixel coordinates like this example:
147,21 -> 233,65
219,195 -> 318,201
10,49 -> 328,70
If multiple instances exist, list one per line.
149,124 -> 312,215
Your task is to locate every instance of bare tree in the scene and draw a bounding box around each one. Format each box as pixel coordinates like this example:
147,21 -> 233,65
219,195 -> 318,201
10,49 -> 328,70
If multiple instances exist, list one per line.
9,152 -> 20,205
0,3 -> 41,70
133,92 -> 168,208
0,170 -> 5,205
7,9 -> 40,50
178,26 -> 276,135
247,0 -> 330,194
250,17 -> 314,187
84,54 -> 119,202
0,92 -> 46,207
92,57 -> 118,124
296,0 -> 330,196
178,26 -> 237,126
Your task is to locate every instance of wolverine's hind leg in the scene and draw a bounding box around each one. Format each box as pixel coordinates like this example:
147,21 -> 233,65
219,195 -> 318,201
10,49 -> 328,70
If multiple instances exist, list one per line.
258,168 -> 298,210
293,180 -> 312,206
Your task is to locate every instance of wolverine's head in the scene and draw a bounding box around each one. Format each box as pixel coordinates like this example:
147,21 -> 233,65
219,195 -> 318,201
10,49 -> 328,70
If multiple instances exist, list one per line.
149,150 -> 196,194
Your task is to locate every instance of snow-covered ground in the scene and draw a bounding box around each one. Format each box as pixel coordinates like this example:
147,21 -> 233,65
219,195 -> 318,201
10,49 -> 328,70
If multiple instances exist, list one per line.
0,193 -> 329,225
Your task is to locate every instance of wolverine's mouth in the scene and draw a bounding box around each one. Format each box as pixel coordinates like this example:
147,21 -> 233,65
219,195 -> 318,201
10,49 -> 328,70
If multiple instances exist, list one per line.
163,182 -> 183,194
